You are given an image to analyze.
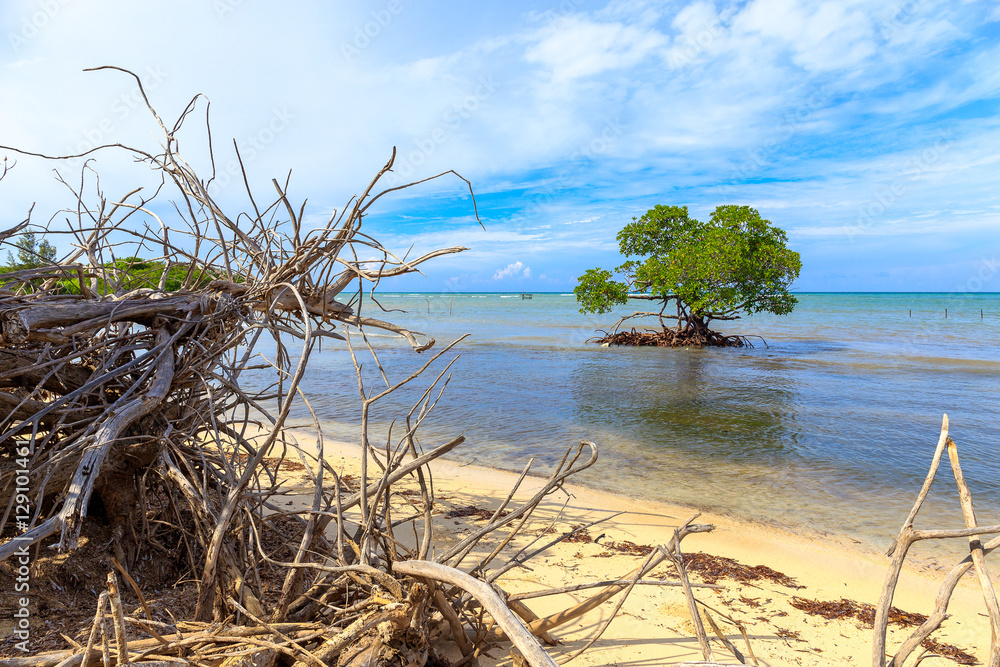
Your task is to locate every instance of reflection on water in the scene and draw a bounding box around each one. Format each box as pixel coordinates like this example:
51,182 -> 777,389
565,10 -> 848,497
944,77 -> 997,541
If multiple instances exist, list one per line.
571,348 -> 796,462
249,293 -> 1000,551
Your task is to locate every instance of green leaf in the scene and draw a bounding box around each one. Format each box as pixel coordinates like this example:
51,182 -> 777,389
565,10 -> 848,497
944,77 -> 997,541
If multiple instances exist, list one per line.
574,268 -> 629,315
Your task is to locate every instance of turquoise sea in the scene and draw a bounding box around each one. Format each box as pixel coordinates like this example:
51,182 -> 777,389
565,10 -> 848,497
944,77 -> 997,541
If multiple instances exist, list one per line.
262,292 -> 1000,552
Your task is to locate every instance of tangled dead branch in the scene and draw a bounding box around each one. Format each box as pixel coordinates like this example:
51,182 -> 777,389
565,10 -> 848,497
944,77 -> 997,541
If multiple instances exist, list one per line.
0,67 -> 472,563
0,69 -> 501,662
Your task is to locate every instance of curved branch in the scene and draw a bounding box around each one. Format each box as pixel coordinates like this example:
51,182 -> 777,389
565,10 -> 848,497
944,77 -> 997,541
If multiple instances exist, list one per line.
392,559 -> 558,667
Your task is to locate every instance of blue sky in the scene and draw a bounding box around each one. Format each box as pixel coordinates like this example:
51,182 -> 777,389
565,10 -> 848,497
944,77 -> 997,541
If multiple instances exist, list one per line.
1,0 -> 997,292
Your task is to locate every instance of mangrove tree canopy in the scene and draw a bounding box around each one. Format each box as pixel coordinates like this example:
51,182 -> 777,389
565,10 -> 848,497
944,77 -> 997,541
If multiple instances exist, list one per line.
575,204 -> 801,347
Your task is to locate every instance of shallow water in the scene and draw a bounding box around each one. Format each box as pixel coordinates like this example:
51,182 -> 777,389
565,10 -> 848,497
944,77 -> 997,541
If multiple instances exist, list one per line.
247,293 -> 1000,551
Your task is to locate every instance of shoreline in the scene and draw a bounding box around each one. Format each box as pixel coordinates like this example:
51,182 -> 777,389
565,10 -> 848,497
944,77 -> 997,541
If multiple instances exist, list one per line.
287,416 -> 984,565
284,430 -> 992,665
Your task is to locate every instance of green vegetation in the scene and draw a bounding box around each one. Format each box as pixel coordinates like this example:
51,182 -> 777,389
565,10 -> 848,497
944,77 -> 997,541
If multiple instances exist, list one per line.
1,233 -> 221,295
56,259 -> 221,295
95,257 -> 212,293
575,204 -> 801,346
4,231 -> 56,271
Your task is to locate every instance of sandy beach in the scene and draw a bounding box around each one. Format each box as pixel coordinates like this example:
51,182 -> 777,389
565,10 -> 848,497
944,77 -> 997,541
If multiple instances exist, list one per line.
280,431 -> 992,666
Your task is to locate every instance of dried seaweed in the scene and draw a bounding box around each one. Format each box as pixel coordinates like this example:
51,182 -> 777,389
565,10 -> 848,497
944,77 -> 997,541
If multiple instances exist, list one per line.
685,552 -> 801,588
561,525 -> 595,544
789,596 -> 927,628
600,540 -> 655,556
920,637 -> 980,665
790,595 -> 980,664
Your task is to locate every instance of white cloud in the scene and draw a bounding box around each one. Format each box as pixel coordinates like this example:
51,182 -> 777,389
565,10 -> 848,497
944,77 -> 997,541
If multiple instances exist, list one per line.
734,0 -> 876,72
523,15 -> 667,83
492,260 -> 529,280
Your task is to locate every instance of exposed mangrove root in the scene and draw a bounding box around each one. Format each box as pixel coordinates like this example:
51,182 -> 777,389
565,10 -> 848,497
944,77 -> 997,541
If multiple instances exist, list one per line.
591,326 -> 754,348
585,296 -> 770,349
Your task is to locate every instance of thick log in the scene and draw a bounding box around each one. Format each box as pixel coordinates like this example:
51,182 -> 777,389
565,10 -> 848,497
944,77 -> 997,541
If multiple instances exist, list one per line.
0,297 -> 199,343
0,348 -> 92,393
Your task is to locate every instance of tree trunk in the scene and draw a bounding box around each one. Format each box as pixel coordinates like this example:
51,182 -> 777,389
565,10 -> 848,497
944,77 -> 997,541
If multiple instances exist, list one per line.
684,313 -> 711,340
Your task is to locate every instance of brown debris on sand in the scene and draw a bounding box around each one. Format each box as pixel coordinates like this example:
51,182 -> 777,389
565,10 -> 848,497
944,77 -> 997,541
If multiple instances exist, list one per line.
685,552 -> 801,588
790,596 -> 927,628
920,637 -> 981,665
790,596 -> 979,664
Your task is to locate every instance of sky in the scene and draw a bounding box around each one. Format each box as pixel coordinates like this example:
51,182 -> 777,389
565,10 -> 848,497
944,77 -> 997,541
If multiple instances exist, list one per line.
0,0 -> 997,293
